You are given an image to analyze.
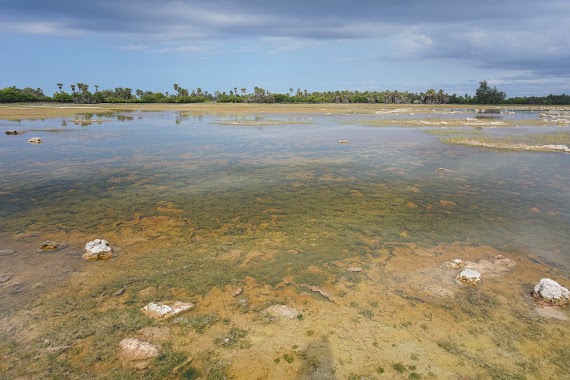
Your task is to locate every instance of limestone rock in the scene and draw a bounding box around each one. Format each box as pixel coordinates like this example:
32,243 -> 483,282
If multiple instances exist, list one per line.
82,239 -> 112,261
27,137 -> 42,144
457,269 -> 481,285
119,338 -> 159,369
262,304 -> 300,319
142,301 -> 194,319
532,278 -> 569,305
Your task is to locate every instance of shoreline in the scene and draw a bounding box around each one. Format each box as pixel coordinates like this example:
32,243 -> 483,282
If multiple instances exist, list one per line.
2,102 -> 570,121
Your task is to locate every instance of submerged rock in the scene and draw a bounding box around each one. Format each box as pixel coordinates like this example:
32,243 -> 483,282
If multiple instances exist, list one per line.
27,137 -> 42,144
5,130 -> 25,135
532,278 -> 569,305
534,306 -> 569,321
82,239 -> 112,261
142,301 -> 194,319
338,139 -> 349,144
119,338 -> 159,370
46,345 -> 72,354
420,285 -> 455,299
262,304 -> 300,319
446,259 -> 465,269
457,269 -> 481,285
233,287 -> 243,297
0,274 -> 13,283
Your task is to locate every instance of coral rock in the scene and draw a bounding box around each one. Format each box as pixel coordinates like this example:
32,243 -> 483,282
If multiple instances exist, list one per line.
457,269 -> 481,285
40,240 -> 60,251
532,278 -> 569,305
82,239 -> 112,261
142,301 -> 194,319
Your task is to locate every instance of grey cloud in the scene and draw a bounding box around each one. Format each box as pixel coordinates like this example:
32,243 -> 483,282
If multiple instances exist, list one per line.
2,0 -> 564,38
1,0 -> 569,78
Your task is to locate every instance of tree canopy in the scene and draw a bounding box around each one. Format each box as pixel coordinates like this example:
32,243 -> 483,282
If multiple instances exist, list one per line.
1,80 -> 567,105
475,80 -> 507,104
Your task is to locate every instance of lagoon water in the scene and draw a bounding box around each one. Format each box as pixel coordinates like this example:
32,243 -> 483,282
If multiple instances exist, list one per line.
1,110 -> 569,379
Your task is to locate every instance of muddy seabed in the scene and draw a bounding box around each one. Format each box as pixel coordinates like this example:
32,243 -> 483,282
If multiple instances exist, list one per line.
1,109 -> 569,380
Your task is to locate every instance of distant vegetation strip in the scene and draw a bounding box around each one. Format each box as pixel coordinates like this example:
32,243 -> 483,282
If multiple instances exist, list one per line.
2,81 -> 570,105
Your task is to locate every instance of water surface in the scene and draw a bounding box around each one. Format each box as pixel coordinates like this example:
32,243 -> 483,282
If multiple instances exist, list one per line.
1,109 -> 569,379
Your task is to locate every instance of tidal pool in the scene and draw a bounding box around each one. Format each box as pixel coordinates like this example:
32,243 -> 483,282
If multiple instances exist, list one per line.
1,109 -> 569,379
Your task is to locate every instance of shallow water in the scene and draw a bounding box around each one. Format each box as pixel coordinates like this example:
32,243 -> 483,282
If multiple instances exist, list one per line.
1,110 -> 569,379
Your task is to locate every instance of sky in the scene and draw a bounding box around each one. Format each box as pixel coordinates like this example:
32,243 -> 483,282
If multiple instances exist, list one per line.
1,0 -> 569,97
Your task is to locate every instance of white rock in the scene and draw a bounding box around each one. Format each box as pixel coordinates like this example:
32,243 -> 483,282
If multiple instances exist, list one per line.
119,338 -> 159,369
82,239 -> 112,261
262,304 -> 300,319
457,269 -> 481,285
532,278 -> 569,305
142,301 -> 194,319
27,137 -> 42,144
85,239 -> 111,253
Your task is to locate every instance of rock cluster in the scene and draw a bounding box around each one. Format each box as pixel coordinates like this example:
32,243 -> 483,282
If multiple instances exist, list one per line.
142,301 -> 194,319
82,239 -> 112,261
27,137 -> 42,144
532,278 -> 569,305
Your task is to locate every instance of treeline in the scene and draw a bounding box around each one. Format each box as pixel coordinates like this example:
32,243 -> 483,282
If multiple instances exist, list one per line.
1,81 -> 569,105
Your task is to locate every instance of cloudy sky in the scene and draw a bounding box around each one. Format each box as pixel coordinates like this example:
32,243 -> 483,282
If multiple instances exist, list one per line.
1,0 -> 569,96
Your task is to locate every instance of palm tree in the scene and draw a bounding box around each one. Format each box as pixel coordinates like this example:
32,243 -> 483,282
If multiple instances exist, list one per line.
94,84 -> 99,93
234,87 -> 238,103
289,88 -> 293,96
70,84 -> 76,94
57,83 -> 63,92
241,88 -> 246,96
